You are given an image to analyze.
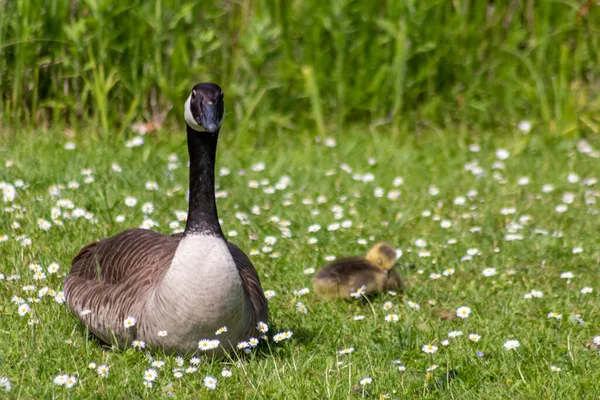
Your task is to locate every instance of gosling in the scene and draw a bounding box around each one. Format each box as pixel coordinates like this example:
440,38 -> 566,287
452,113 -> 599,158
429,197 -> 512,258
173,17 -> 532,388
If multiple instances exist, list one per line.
312,242 -> 403,300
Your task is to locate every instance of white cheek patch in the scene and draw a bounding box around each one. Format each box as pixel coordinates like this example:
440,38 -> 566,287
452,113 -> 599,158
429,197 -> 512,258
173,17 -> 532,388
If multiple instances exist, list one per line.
184,95 -> 206,132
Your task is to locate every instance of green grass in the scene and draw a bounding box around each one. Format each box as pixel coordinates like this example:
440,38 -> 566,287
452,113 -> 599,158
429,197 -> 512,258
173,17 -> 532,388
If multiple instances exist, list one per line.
1,126 -> 599,399
1,0 -> 600,134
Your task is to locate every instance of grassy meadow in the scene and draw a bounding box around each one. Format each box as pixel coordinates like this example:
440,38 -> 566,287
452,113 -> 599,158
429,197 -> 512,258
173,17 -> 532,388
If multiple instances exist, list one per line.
2,0 -> 600,399
1,128 -> 600,398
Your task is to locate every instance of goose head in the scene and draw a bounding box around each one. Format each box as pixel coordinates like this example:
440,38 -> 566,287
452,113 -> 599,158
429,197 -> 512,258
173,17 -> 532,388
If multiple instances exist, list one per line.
365,242 -> 404,293
184,83 -> 225,133
365,242 -> 397,270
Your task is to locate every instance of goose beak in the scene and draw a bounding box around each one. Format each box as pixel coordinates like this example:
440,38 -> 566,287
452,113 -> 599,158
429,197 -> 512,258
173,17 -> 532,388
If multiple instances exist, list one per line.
201,103 -> 220,133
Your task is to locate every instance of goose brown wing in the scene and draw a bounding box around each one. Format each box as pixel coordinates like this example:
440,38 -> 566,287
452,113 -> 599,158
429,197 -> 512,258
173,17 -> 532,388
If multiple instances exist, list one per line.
68,229 -> 180,285
64,229 -> 180,345
227,241 -> 269,324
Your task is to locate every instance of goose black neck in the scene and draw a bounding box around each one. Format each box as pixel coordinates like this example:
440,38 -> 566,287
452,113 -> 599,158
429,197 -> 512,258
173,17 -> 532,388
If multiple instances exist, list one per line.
184,125 -> 223,238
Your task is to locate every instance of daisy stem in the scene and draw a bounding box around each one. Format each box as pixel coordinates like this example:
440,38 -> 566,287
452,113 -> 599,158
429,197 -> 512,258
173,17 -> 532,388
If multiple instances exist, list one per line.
362,294 -> 377,321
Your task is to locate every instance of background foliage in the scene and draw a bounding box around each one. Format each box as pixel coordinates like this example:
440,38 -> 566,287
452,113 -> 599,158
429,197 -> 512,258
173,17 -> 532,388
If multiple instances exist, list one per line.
1,0 -> 600,138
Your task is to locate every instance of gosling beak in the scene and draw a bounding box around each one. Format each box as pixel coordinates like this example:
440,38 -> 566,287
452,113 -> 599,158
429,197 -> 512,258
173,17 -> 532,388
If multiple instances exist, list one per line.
201,102 -> 220,133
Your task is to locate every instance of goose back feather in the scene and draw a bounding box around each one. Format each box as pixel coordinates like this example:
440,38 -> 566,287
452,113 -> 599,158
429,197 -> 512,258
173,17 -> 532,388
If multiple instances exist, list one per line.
312,257 -> 403,300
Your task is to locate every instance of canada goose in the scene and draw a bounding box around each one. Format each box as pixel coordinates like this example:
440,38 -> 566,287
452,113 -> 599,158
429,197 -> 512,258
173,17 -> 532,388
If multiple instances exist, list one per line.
312,242 -> 403,300
64,83 -> 268,356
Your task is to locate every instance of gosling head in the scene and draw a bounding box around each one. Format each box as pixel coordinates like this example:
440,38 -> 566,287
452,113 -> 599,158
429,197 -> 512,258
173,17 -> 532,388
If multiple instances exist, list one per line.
365,242 -> 397,270
184,83 -> 225,133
